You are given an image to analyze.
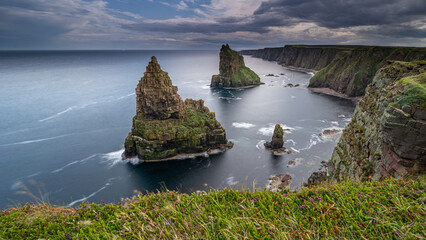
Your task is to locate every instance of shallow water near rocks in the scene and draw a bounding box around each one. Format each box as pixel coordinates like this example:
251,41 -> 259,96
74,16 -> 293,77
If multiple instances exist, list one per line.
0,50 -> 355,209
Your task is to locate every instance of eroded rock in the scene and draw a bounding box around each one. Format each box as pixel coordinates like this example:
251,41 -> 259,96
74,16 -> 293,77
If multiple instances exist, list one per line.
123,56 -> 233,162
211,44 -> 263,89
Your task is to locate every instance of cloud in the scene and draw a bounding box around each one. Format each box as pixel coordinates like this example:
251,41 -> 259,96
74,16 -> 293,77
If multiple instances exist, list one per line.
254,0 -> 426,29
0,0 -> 142,49
1,0 -> 424,49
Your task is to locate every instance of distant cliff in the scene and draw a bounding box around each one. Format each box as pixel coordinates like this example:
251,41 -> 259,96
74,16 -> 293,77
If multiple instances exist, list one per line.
123,56 -> 233,161
241,45 -> 426,97
310,47 -> 426,96
329,61 -> 426,181
211,44 -> 262,89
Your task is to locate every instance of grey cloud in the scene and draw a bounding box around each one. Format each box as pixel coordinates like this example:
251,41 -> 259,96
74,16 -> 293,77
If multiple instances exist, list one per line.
254,0 -> 426,29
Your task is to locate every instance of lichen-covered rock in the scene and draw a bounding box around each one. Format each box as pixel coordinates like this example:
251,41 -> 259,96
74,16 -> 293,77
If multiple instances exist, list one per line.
211,44 -> 262,89
328,61 -> 426,181
123,56 -> 233,161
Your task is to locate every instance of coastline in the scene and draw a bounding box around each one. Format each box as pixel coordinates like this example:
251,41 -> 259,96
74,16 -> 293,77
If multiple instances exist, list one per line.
281,65 -> 318,74
308,87 -> 360,101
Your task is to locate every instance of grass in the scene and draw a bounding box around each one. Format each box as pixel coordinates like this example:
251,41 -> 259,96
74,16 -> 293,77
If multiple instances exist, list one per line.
1,177 -> 424,239
393,72 -> 426,108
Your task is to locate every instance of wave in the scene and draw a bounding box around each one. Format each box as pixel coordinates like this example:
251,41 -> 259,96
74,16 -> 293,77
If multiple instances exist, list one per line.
201,85 -> 210,89
0,133 -> 74,147
67,178 -> 116,207
101,149 -> 139,167
338,114 -> 346,118
218,97 -> 242,101
256,140 -> 266,150
298,134 -> 322,151
232,122 -> 256,129
226,176 -> 238,186
39,93 -> 134,122
51,154 -> 98,173
331,121 -> 339,126
257,124 -> 296,136
285,139 -> 296,146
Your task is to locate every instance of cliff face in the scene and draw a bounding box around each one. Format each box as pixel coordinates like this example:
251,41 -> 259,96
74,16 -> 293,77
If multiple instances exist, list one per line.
241,45 -> 426,97
211,44 -> 262,88
124,56 -> 233,161
310,47 -> 426,97
328,61 -> 426,181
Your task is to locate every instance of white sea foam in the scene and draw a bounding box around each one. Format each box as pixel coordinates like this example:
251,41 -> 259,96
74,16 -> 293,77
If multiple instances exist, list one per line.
226,176 -> 238,186
232,122 -> 256,129
51,154 -> 98,173
67,178 -> 116,207
331,121 -> 339,126
290,147 -> 300,153
256,140 -> 266,150
298,134 -> 322,151
285,139 -> 296,146
257,124 -> 295,136
201,85 -> 210,89
101,149 -> 139,167
338,114 -> 346,118
0,133 -> 74,147
218,97 -> 242,101
343,117 -> 352,122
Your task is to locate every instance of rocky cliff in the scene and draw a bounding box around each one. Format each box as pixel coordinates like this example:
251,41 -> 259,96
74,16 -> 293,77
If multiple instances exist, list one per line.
328,61 -> 426,181
241,45 -> 426,97
123,56 -> 233,161
211,44 -> 262,88
310,47 -> 426,97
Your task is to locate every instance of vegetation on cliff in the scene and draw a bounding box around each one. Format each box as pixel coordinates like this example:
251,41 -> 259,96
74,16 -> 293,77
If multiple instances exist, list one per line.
1,177 -> 424,239
211,44 -> 262,88
329,61 -> 426,181
241,45 -> 426,97
124,56 -> 232,161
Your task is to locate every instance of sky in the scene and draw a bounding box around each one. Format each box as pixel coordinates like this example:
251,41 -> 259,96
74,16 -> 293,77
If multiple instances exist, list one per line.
1,0 -> 425,50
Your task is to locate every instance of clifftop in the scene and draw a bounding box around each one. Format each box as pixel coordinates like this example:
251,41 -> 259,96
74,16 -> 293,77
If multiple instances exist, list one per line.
211,44 -> 262,88
124,56 -> 233,161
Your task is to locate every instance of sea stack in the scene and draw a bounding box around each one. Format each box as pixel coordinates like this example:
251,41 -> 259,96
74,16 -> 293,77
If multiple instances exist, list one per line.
211,44 -> 262,89
123,56 -> 233,161
264,124 -> 286,155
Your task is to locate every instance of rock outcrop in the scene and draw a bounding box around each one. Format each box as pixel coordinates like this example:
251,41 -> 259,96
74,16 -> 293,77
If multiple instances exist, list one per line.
264,124 -> 286,155
211,44 -> 262,89
268,174 -> 292,191
123,56 -> 233,161
328,61 -> 426,181
241,45 -> 426,97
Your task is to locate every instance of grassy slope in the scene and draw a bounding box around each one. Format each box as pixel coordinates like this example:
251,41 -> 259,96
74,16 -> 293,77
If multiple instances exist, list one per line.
1,178 -> 424,239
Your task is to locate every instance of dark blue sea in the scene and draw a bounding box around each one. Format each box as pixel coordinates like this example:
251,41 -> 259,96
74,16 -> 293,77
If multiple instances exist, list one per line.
0,50 -> 356,209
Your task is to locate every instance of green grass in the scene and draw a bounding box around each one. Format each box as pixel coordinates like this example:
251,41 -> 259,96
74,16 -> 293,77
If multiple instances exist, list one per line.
1,178 -> 425,239
393,72 -> 426,108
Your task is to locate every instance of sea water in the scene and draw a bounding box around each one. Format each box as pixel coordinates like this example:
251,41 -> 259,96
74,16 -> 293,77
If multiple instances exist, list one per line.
0,50 -> 355,208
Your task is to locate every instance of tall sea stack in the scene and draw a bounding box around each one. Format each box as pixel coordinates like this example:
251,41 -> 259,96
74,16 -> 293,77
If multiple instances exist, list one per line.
123,56 -> 233,161
211,44 -> 262,89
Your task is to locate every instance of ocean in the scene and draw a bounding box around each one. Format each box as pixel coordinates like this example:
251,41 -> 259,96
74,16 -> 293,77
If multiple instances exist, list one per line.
0,50 -> 355,209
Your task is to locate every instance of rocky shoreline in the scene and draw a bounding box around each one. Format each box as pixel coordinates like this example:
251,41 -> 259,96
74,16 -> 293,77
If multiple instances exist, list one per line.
308,87 -> 361,101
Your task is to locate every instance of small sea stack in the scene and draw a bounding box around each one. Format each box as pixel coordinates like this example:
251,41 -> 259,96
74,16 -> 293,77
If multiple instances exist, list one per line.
264,124 -> 287,155
211,44 -> 263,89
123,56 -> 233,162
